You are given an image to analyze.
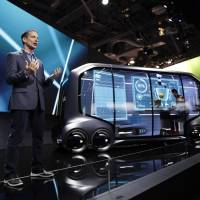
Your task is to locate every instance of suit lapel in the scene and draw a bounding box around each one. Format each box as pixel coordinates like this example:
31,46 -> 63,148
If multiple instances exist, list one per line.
20,50 -> 40,78
20,50 -> 29,64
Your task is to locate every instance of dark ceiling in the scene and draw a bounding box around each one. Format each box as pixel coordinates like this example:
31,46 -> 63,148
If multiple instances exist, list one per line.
8,0 -> 200,68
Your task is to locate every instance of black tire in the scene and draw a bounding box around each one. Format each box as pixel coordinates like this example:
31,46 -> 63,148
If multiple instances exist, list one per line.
91,128 -> 113,152
63,129 -> 88,153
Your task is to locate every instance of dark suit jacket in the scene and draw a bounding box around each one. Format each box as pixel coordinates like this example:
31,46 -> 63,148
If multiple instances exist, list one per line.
6,50 -> 52,111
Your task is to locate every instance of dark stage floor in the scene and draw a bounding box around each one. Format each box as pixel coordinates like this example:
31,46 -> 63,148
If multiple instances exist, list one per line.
0,140 -> 200,200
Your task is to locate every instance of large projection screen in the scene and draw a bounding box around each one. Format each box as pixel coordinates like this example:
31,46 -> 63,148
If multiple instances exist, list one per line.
0,0 -> 88,113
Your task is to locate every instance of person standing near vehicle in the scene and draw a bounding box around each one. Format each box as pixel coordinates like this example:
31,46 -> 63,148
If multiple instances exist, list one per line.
170,88 -> 189,133
4,29 -> 62,187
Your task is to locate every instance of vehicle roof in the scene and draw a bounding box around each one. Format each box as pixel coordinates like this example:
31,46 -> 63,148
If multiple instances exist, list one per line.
72,63 -> 195,77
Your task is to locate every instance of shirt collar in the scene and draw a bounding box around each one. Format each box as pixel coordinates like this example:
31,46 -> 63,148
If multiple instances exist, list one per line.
21,49 -> 35,57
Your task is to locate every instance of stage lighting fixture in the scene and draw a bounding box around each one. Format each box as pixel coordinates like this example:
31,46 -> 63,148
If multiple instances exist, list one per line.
101,0 -> 109,5
128,58 -> 135,65
158,27 -> 165,36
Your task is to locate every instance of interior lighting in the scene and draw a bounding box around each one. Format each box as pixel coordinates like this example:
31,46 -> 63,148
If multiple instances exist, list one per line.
168,18 -> 173,22
166,59 -> 173,64
101,0 -> 109,5
158,27 -> 165,36
128,58 -> 135,65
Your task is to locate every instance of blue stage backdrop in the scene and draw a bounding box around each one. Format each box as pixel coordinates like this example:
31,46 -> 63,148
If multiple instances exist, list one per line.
0,0 -> 88,113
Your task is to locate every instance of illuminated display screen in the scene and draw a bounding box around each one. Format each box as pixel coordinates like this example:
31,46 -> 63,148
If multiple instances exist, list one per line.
0,0 -> 87,113
132,76 -> 180,110
114,73 -> 127,120
81,68 -> 200,136
93,71 -> 127,121
93,71 -> 113,120
151,78 -> 181,109
132,77 -> 151,110
90,71 -> 186,119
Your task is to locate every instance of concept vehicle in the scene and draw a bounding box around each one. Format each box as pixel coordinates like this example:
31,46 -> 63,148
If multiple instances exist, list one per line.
52,63 -> 200,153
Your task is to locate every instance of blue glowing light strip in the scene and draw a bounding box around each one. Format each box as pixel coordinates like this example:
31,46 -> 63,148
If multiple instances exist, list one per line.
53,178 -> 60,200
52,39 -> 74,115
0,28 -> 21,50
44,71 -> 60,88
48,25 -> 66,67
0,28 -> 59,88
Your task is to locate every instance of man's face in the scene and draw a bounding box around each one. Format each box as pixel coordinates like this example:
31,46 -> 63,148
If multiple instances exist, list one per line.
23,31 -> 38,50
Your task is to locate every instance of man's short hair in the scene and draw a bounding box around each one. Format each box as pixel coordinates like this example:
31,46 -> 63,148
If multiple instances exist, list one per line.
21,29 -> 37,44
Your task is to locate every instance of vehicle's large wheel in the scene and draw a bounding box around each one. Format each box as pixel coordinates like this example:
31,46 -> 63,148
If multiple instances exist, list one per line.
92,128 -> 113,152
63,129 -> 88,153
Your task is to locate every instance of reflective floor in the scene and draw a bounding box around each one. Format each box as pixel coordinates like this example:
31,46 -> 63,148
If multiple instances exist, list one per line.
0,140 -> 200,200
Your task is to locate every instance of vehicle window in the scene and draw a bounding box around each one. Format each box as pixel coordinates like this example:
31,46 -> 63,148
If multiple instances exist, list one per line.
113,70 -> 153,136
181,75 -> 200,118
80,68 -> 114,124
149,73 -> 183,135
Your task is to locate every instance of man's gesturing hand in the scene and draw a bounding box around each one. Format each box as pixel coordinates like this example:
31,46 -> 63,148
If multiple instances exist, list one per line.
25,59 -> 39,75
48,67 -> 62,80
53,67 -> 62,78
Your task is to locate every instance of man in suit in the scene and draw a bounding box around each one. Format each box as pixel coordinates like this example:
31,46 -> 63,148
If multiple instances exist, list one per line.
4,29 -> 62,187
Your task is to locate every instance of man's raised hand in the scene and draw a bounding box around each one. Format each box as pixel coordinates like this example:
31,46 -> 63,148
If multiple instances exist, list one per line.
25,59 -> 39,75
